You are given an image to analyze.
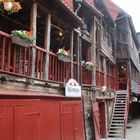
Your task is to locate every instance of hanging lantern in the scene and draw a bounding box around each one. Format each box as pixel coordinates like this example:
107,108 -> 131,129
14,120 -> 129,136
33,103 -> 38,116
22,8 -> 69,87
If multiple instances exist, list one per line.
4,2 -> 13,11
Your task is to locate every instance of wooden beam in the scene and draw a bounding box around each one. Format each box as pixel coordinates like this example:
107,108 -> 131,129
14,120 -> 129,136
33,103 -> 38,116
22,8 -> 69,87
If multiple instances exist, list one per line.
70,30 -> 74,78
30,2 -> 37,77
43,14 -> 51,80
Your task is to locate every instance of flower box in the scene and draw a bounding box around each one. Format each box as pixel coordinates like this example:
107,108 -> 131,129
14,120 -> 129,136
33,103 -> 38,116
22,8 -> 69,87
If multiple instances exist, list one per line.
85,61 -> 95,71
85,65 -> 93,71
12,36 -> 31,47
58,54 -> 70,62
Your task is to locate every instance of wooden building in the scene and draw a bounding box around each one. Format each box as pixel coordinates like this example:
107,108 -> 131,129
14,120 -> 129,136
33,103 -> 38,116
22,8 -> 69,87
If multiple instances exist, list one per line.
0,1 -> 85,140
1,0 -> 139,140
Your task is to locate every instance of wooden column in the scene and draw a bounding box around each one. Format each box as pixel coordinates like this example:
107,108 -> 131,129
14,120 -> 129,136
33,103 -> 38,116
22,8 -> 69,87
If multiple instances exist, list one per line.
91,18 -> 96,86
70,30 -> 74,78
77,33 -> 80,83
103,57 -> 107,86
44,14 -> 51,80
30,2 -> 37,77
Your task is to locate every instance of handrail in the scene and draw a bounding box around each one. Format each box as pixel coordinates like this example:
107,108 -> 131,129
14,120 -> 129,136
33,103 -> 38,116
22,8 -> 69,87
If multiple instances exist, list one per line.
124,80 -> 130,138
0,31 -> 11,38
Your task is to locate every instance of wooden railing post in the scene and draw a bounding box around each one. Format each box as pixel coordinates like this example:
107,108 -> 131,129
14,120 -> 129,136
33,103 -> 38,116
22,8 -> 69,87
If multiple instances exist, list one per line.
30,2 -> 37,78
44,14 -> 51,80
70,31 -> 74,79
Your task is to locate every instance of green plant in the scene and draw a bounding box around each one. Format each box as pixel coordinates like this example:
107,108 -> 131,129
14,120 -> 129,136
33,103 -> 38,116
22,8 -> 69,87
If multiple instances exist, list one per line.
85,61 -> 95,68
57,48 -> 70,58
11,30 -> 33,43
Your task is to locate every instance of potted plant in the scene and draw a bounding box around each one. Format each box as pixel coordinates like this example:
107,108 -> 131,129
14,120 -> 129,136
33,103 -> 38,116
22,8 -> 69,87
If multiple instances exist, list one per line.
0,0 -> 21,14
57,48 -> 70,62
85,61 -> 95,71
11,30 -> 33,47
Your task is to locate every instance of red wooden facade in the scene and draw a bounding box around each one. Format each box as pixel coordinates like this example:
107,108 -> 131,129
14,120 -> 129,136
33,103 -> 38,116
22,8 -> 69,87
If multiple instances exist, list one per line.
0,98 -> 84,140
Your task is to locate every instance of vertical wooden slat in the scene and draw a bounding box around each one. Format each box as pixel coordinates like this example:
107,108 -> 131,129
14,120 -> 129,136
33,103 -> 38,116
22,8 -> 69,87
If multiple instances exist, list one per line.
36,50 -> 39,78
58,60 -> 60,81
13,46 -> 17,73
18,47 -> 22,74
28,47 -> 31,76
48,54 -> 52,80
1,37 -> 6,70
53,56 -> 56,81
23,48 -> 27,75
40,51 -> 43,79
7,40 -> 11,71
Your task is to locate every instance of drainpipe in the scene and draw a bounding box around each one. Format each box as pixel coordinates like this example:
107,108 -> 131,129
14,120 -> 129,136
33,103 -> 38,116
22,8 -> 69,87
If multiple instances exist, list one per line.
75,2 -> 81,15
74,1 -> 87,139
79,28 -> 87,140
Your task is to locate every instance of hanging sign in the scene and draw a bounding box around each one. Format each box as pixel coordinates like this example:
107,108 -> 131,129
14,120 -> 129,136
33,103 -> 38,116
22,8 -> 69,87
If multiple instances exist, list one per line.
65,79 -> 81,97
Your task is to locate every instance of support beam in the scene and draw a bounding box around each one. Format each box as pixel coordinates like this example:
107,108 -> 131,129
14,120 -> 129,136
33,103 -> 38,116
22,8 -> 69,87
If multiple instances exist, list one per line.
30,2 -> 37,77
44,14 -> 51,80
70,30 -> 74,78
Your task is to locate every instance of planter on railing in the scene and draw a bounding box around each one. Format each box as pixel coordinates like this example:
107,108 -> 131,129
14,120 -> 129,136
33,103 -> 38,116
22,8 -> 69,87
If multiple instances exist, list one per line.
58,54 -> 70,62
57,48 -> 70,63
85,61 -> 95,71
85,65 -> 93,71
12,36 -> 32,47
11,30 -> 33,47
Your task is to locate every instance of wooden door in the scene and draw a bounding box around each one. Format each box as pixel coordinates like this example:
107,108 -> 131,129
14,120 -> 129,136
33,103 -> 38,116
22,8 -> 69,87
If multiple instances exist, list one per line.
61,101 -> 84,140
92,102 -> 101,140
15,102 -> 40,140
0,99 -> 40,140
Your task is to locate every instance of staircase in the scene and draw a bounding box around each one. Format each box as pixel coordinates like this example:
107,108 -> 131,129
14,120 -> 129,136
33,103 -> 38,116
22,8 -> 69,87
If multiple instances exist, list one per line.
108,90 -> 128,138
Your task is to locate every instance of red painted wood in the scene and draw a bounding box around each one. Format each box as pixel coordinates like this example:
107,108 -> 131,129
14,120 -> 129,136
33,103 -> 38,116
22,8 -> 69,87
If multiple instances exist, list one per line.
99,102 -> 106,138
7,41 -> 11,72
86,0 -> 94,5
61,101 -> 84,140
61,103 -> 74,140
40,100 -> 61,140
92,102 -> 101,140
23,47 -> 27,75
96,70 -> 100,86
74,104 -> 84,140
1,37 -> 5,70
28,48 -> 31,76
63,0 -> 73,11
40,52 -> 43,79
13,45 -> 17,73
18,47 -> 22,74
36,50 -> 39,78
15,103 -> 40,140
0,106 -> 14,140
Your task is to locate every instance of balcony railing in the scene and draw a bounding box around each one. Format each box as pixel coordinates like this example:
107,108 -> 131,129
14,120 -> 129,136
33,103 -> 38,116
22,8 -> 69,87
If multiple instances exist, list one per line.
96,70 -> 116,89
0,31 -> 92,85
107,74 -> 115,90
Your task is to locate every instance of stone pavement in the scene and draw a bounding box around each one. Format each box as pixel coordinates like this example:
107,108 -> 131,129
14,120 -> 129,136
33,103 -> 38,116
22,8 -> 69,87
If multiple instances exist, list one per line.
101,116 -> 140,140
125,117 -> 140,140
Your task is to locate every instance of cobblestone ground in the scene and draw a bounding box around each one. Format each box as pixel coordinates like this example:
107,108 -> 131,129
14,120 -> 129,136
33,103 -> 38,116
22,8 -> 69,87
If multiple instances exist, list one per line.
126,117 -> 140,140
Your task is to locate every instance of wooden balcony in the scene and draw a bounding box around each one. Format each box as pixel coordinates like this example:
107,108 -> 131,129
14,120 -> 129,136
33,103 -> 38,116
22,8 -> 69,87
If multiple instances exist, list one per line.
0,31 -> 92,86
96,70 -> 116,90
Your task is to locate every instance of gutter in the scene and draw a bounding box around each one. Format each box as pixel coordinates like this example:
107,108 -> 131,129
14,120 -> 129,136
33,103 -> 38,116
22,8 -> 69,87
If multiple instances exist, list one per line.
75,0 -> 103,17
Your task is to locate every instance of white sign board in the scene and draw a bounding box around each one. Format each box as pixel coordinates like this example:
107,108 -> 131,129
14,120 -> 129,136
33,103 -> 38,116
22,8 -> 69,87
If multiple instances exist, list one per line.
65,79 -> 81,97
